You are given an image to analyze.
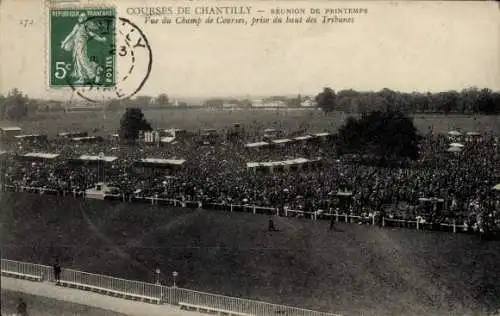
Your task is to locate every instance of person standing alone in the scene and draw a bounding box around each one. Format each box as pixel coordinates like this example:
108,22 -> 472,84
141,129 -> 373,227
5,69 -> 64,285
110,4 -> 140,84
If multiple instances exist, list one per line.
16,297 -> 28,316
53,260 -> 61,284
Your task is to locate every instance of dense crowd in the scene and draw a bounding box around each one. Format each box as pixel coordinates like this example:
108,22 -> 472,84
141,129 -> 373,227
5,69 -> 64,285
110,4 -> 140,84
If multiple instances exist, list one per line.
1,129 -> 499,233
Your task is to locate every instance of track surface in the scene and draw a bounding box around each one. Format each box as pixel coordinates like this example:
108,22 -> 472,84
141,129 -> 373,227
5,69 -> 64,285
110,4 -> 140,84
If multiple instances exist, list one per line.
1,192 -> 500,316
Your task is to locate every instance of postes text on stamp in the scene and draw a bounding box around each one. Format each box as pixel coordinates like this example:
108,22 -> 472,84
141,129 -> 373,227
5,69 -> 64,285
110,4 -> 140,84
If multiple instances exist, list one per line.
49,7 -> 116,88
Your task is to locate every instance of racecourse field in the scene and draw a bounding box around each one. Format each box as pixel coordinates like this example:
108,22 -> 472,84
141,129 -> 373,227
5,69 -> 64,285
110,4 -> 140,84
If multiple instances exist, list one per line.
1,192 -> 500,316
1,109 -> 499,136
1,290 -> 129,316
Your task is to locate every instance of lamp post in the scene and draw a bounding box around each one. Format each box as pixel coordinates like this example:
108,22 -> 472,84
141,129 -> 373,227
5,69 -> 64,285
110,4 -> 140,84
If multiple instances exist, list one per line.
172,271 -> 178,287
155,268 -> 161,285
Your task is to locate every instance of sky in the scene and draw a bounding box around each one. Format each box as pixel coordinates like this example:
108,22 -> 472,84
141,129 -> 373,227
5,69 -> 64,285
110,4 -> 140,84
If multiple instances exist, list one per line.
0,0 -> 499,100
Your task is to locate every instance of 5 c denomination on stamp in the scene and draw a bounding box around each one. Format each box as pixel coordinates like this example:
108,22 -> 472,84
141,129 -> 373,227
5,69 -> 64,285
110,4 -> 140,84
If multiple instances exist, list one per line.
49,7 -> 116,88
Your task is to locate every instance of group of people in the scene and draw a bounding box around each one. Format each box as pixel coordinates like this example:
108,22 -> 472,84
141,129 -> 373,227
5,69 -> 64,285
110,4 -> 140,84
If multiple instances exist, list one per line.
1,127 -> 499,233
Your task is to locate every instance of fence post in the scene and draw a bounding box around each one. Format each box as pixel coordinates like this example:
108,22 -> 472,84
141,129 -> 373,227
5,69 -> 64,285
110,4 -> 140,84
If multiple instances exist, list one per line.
453,220 -> 456,233
230,204 -> 233,212
382,217 -> 385,227
372,214 -> 375,226
276,208 -> 279,216
416,219 -> 419,230
253,205 -> 256,215
345,214 -> 348,223
335,210 -> 339,222
285,208 -> 288,217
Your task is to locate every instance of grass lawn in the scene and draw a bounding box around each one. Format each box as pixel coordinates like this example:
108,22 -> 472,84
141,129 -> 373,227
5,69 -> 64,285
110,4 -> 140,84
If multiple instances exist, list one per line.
1,192 -> 500,316
0,290 -> 129,316
1,109 -> 498,137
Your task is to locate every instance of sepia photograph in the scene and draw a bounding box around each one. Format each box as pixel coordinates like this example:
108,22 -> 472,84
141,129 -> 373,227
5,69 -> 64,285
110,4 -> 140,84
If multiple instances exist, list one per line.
0,0 -> 499,315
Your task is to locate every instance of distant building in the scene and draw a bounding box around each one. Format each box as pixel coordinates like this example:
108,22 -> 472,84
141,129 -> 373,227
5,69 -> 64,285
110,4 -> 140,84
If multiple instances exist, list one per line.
223,102 -> 240,109
300,97 -> 317,107
252,100 -> 287,108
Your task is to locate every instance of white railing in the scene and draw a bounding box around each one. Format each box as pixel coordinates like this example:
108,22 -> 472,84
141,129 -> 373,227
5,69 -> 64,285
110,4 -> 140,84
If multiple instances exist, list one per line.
1,259 -> 341,316
0,186 -> 474,234
61,268 -> 163,299
382,217 -> 467,233
164,287 -> 340,316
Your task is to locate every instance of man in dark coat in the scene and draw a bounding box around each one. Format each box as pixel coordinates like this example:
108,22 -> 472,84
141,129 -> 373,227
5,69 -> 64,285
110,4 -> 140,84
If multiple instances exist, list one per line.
268,217 -> 276,232
17,297 -> 28,316
53,260 -> 61,284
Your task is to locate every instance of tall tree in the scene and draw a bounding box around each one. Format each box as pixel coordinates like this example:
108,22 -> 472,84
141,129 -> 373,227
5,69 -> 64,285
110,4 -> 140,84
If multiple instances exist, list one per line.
315,87 -> 336,114
4,88 -> 30,121
119,108 -> 152,142
156,93 -> 170,106
336,110 -> 420,160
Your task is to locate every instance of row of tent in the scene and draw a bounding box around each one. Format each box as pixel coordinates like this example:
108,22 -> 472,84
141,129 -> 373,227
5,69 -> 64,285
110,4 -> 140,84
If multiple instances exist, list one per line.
448,131 -> 482,137
246,158 -> 321,169
245,133 -> 331,148
13,152 -> 186,166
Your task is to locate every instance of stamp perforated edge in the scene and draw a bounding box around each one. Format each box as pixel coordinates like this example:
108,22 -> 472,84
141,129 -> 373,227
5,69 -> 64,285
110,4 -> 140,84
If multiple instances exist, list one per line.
44,0 -> 117,93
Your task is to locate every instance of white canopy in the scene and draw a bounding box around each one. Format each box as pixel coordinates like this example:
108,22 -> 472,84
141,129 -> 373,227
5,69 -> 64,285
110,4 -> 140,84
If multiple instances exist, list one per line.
466,131 -> 481,136
15,134 -> 41,139
493,184 -> 500,191
24,152 -> 59,159
294,135 -> 314,141
245,142 -> 269,148
272,138 -> 293,144
140,158 -> 185,165
447,146 -> 462,152
448,130 -> 462,136
449,143 -> 465,148
247,158 -> 320,169
78,155 -> 118,162
0,126 -> 21,131
314,132 -> 330,137
73,136 -> 98,141
160,136 -> 175,143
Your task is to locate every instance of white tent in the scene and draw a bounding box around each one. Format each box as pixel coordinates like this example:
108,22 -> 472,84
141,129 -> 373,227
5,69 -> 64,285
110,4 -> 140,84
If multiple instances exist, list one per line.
493,184 -> 500,191
466,131 -> 481,136
245,142 -> 269,148
294,135 -> 314,141
447,146 -> 462,153
78,155 -> 118,162
448,131 -> 462,136
449,143 -> 465,148
24,152 -> 59,159
139,158 -> 186,166
272,138 -> 293,144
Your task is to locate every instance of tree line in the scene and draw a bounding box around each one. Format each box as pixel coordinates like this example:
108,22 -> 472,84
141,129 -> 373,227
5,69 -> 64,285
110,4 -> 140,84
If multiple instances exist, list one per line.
315,87 -> 500,115
1,86 -> 500,121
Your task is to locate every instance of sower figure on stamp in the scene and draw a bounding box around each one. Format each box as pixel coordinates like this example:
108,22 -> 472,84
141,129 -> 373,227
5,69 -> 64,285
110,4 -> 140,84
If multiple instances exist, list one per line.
60,12 -> 106,85
53,259 -> 61,284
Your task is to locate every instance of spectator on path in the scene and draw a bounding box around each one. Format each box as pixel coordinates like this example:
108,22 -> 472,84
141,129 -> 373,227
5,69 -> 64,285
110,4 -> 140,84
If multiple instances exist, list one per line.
53,260 -> 61,284
16,298 -> 27,316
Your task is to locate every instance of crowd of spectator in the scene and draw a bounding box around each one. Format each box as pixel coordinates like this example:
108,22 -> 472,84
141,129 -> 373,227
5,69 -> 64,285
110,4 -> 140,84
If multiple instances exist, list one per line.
1,127 -> 499,234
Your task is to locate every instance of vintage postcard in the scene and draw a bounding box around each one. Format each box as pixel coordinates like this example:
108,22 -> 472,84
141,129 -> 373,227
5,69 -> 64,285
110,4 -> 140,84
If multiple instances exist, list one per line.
0,1 -> 499,316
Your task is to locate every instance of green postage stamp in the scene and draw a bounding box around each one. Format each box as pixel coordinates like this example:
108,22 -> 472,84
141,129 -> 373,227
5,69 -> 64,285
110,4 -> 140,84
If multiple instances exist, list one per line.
49,7 -> 116,87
